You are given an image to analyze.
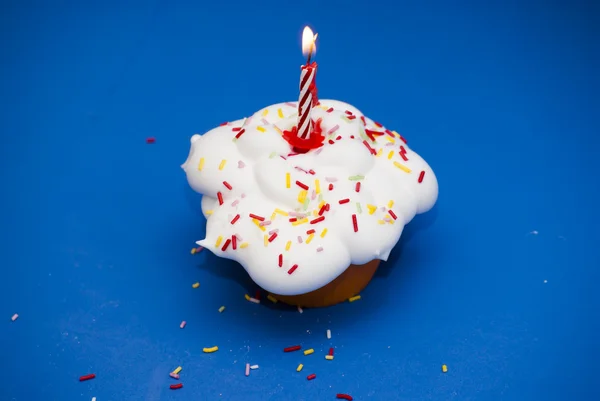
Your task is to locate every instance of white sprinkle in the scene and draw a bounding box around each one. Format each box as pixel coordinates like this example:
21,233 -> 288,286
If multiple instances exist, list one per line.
250,365 -> 259,370
297,306 -> 303,313
245,363 -> 250,376
261,118 -> 269,125
259,220 -> 272,227
327,124 -> 340,134
248,297 -> 260,304
325,177 -> 338,182
11,313 -> 18,322
231,199 -> 239,207
385,142 -> 395,146
180,321 -> 186,329
92,398 -> 97,401
238,160 -> 246,168
316,247 -> 323,252
268,229 -> 279,235
285,102 -> 296,107
326,329 -> 331,339
297,236 -> 303,243
311,190 -> 317,200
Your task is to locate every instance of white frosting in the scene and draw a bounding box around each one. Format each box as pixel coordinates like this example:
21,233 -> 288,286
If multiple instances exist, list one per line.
181,100 -> 438,296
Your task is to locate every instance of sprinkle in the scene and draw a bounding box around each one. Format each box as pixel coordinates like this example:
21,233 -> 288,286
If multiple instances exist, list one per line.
327,329 -> 331,339
442,364 -> 448,373
205,210 -> 213,216
388,210 -> 398,220
192,282 -> 200,289
259,220 -> 272,227
317,204 -> 327,216
387,150 -> 395,160
231,214 -> 240,225
250,364 -> 259,370
146,137 -> 155,144
232,234 -> 237,249
245,363 -> 250,376
326,107 -> 334,113
316,247 -> 323,252
11,314 -> 18,322
172,366 -> 182,374
268,232 -> 278,242
256,126 -> 266,133
307,229 -> 316,235
231,199 -> 239,207
252,219 -> 266,231
378,220 -> 385,224
304,349 -> 314,356
218,159 -> 227,170
352,214 -> 358,232
337,394 -> 353,400
307,374 -> 316,380
297,363 -> 304,371
262,109 -> 269,116
329,347 -> 334,356
267,294 -> 278,303
284,345 -> 302,352
418,170 -> 425,183
218,306 -> 226,313
328,124 -> 340,134
320,228 -> 328,238
388,200 -> 394,208
286,173 -> 291,188
385,135 -> 395,143
393,161 -> 412,173
203,346 -> 219,353
275,208 -> 288,216
245,294 -> 260,304
298,190 -> 308,203
292,218 -> 308,226
220,122 -> 228,126
285,241 -> 292,251
328,183 -> 334,191
298,306 -> 303,313
355,182 -> 361,192
169,372 -> 180,379
198,157 -> 205,171
277,108 -> 284,118
180,321 -> 187,329
376,148 -> 383,157
349,295 -> 361,302
288,264 -> 299,274
362,140 -> 376,155
314,180 -> 321,195
238,160 -> 246,168
339,198 -> 350,204
240,242 -> 249,248
249,213 -> 265,221
296,180 -> 309,190
348,175 -> 364,181
79,374 -> 96,382
278,254 -> 283,267
356,203 -> 362,214
215,236 -> 223,247
235,128 -> 246,139
217,192 -> 224,205
223,181 -> 232,190
306,233 -> 315,244
263,235 -> 269,247
92,397 -> 97,401
170,383 -> 183,390
310,216 -> 325,224
221,238 -> 231,251
325,355 -> 334,360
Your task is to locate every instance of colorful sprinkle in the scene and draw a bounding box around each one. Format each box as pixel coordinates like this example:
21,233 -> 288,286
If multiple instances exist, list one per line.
388,210 -> 398,220
442,364 -> 448,373
215,236 -> 223,247
180,321 -> 187,329
337,394 -> 353,400
393,161 -> 411,173
349,295 -> 361,302
327,329 -> 331,339
11,314 -> 18,322
267,294 -> 278,303
297,363 -> 304,371
169,372 -> 180,380
79,374 -> 96,382
172,366 -> 182,374
298,306 -> 303,313
348,175 -> 364,181
170,383 -> 183,390
352,214 -> 358,232
356,203 -> 362,214
367,204 -> 377,214
223,181 -> 232,190
245,363 -> 250,376
418,170 -> 425,183
307,374 -> 316,380
284,345 -> 302,352
296,180 -> 309,190
339,198 -> 350,204
310,216 -> 325,225
192,282 -> 200,288
146,137 -> 155,144
355,182 -> 361,192
292,218 -> 308,226
268,232 -> 278,242
306,233 -> 315,244
285,241 -> 292,251
262,109 -> 269,117
304,349 -> 314,356
277,108 -> 284,118
329,347 -> 334,356
218,306 -> 225,313
218,159 -> 227,170
245,294 -> 260,304
256,126 -> 266,133
217,192 -> 224,205
203,346 -> 219,353
231,214 -> 240,225
263,234 -> 269,247
249,213 -> 265,221
288,264 -> 299,274
286,173 -> 291,188
198,157 -> 205,171
221,238 -> 231,251
320,228 -> 328,238
325,355 -> 334,360
235,128 -> 246,139
278,253 -> 283,267
240,242 -> 249,248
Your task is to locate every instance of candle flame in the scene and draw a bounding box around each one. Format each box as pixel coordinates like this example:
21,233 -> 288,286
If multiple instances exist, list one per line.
302,26 -> 317,56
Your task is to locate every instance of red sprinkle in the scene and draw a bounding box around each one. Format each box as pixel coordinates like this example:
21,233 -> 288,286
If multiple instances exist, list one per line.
328,184 -> 334,191
388,210 -> 398,220
308,169 -> 316,175
145,137 -> 155,144
352,214 -> 358,232
288,264 -> 299,275
325,203 -> 330,211
328,139 -> 335,144
339,198 -> 350,204
284,345 -> 302,352
336,135 -> 342,140
400,151 -> 409,161
329,347 -> 334,356
310,216 -> 325,224
231,214 -> 240,225
384,129 -> 395,137
217,192 -> 224,205
347,115 -> 356,120
306,229 -> 316,235
399,135 -> 408,144
170,383 -> 183,390
350,135 -> 355,139
223,181 -> 232,190
79,374 -> 96,382
336,394 -> 353,400
219,122 -> 228,126
232,127 -> 241,132
268,233 -> 278,242
278,253 -> 283,267
307,374 -> 317,380
360,116 -> 366,126
364,129 -> 377,142
221,238 -> 231,251
318,204 -> 327,216
374,121 -> 383,127
345,110 -> 353,115
289,218 -> 298,222
296,181 -> 309,190
326,107 -> 334,113
232,235 -> 237,250
249,213 -> 265,221
234,128 -> 246,139
400,145 -> 407,154
362,140 -> 376,155
355,182 -> 361,192
418,170 -> 425,183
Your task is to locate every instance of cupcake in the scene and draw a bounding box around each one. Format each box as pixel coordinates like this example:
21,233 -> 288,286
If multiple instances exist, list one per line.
181,99 -> 438,307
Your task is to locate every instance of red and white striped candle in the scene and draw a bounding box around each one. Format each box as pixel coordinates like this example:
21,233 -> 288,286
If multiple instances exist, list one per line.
297,27 -> 318,139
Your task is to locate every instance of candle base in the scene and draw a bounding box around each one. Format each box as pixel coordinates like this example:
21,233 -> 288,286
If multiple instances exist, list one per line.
282,119 -> 324,153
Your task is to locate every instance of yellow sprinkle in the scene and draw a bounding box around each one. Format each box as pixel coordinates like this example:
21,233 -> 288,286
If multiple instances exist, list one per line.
318,200 -> 325,209
203,346 -> 218,353
296,364 -> 304,372
393,161 -> 412,173
305,233 -> 315,244
387,218 -> 395,225
206,209 -> 214,216
392,130 -> 401,137
320,228 -> 328,238
442,364 -> 448,373
172,366 -> 182,374
244,294 -> 251,301
349,295 -> 361,302
312,210 -> 318,217
277,108 -> 284,118
267,295 -> 278,303
275,208 -> 288,216
298,190 -> 308,203
303,349 -> 314,356
218,306 -> 225,313
215,236 -> 223,247
367,204 -> 377,215
274,126 -> 282,134
387,150 -> 394,160
190,248 -> 196,255
285,240 -> 292,251
252,219 -> 266,231
271,212 -> 277,220
292,218 -> 308,226
218,159 -> 227,170
240,242 -> 249,249
256,126 -> 266,133
286,173 -> 291,188
262,109 -> 269,117
192,282 -> 200,289
315,179 -> 321,194
264,234 -> 269,247
198,157 -> 205,171
388,200 -> 394,208
378,220 -> 385,224
385,135 -> 395,143
376,148 -> 383,157
325,355 -> 334,360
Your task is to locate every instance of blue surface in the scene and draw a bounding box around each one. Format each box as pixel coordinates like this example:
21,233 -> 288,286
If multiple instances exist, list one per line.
1,0 -> 599,400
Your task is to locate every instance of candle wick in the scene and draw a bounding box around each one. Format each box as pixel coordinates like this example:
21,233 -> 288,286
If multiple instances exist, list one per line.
306,33 -> 318,66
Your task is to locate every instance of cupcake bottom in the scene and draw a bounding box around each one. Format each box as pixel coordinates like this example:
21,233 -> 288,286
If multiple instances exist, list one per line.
269,259 -> 380,308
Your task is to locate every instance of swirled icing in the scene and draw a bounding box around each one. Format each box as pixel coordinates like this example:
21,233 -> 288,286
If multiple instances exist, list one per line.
181,100 -> 438,296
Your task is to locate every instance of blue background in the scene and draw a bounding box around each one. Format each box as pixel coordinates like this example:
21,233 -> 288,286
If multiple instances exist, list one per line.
1,0 -> 598,400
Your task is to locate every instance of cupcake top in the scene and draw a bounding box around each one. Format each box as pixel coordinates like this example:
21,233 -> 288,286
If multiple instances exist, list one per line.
182,100 -> 438,296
